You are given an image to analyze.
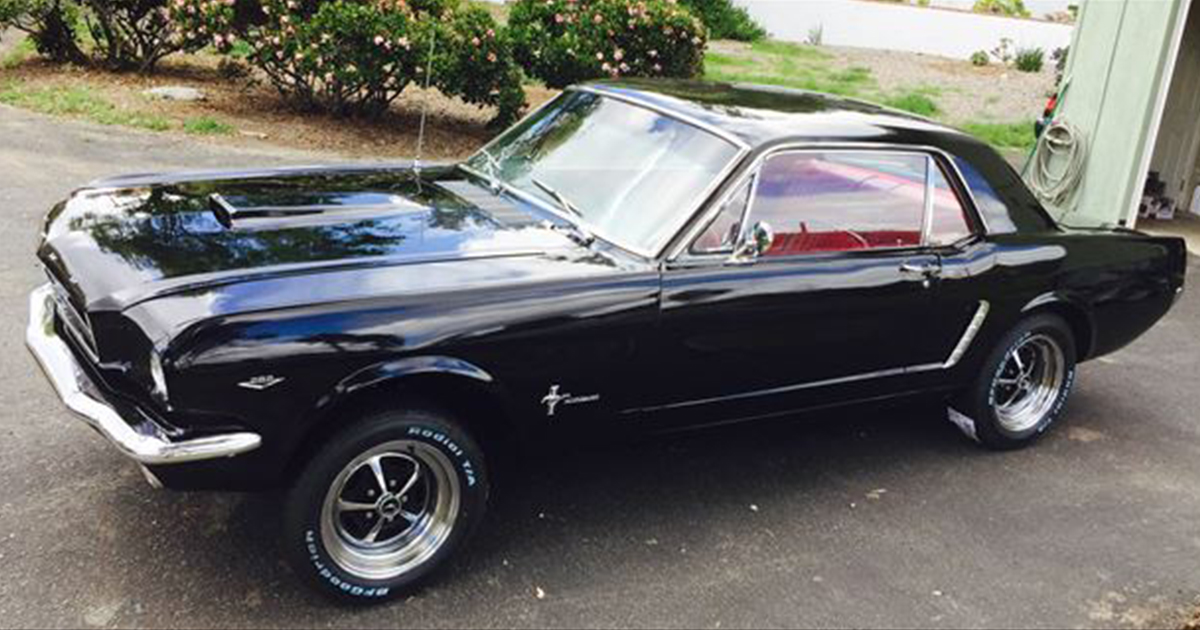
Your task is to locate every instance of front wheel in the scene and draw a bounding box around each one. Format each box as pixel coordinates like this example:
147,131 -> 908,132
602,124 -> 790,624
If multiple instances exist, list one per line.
950,313 -> 1077,450
282,404 -> 489,603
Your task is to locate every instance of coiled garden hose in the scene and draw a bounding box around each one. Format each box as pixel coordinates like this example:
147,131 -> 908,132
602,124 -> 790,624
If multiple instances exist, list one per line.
1027,119 -> 1087,211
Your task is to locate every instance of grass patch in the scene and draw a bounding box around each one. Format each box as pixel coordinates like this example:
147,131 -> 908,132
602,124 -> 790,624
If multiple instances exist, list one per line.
962,121 -> 1037,152
0,81 -> 171,131
748,39 -> 832,61
705,39 -> 873,97
183,116 -> 235,135
1,37 -> 36,69
883,91 -> 940,117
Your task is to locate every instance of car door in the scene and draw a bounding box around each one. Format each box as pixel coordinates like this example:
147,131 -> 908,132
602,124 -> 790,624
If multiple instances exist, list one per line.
636,148 -> 980,426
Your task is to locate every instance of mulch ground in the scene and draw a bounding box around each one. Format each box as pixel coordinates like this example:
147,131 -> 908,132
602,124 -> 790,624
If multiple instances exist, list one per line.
1,49 -> 557,160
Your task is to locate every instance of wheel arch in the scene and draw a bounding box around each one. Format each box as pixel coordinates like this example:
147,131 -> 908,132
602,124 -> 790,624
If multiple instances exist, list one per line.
283,355 -> 522,485
1020,293 -> 1095,361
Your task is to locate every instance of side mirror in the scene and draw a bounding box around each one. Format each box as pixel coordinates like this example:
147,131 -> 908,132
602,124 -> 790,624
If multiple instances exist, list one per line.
733,221 -> 774,261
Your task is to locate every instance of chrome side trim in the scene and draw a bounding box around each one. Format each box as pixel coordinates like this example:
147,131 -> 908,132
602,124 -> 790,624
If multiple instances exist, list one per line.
26,285 -> 262,465
627,299 -> 991,414
626,362 -> 946,414
943,300 -> 990,368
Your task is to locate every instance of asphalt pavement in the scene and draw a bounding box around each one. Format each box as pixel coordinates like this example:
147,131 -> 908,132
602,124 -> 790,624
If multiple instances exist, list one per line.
2,104 -> 1200,629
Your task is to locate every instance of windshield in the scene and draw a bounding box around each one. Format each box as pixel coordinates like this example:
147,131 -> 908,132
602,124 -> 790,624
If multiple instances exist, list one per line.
464,90 -> 742,255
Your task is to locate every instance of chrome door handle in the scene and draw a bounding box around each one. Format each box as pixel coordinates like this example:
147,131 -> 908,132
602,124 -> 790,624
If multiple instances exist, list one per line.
900,261 -> 941,277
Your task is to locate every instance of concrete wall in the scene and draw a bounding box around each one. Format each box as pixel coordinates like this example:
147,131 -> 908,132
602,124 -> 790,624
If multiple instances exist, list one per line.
1043,0 -> 1190,226
736,0 -> 1073,60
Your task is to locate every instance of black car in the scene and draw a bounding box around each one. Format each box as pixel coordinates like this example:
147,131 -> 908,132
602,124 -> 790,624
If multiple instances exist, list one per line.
26,80 -> 1186,602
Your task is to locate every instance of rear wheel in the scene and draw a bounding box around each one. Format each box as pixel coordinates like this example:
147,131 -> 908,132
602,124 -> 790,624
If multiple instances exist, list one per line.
950,314 -> 1077,449
283,404 -> 488,603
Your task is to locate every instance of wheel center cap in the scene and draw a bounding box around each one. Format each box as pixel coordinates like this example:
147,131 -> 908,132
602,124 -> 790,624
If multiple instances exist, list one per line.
378,495 -> 402,519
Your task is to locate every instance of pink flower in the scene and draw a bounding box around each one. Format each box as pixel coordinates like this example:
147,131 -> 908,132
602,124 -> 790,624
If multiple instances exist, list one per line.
601,62 -> 611,71
472,36 -> 481,46
653,63 -> 661,71
596,52 -> 604,60
592,12 -> 602,23
554,13 -> 564,23
487,51 -> 497,63
397,36 -> 410,48
486,28 -> 495,38
648,49 -> 657,57
374,35 -> 385,45
613,48 -> 624,61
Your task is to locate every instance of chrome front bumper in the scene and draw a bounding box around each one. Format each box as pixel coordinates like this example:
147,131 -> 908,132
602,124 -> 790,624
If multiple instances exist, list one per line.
25,284 -> 262,465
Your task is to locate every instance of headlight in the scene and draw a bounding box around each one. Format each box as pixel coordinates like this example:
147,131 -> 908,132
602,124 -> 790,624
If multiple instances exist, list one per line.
149,351 -> 169,402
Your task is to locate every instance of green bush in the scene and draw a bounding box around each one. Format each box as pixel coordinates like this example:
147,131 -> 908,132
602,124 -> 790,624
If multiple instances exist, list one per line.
508,0 -> 707,89
973,0 -> 1030,18
0,0 -> 87,63
970,50 -> 989,66
170,0 -> 525,124
1014,46 -> 1043,73
678,0 -> 763,41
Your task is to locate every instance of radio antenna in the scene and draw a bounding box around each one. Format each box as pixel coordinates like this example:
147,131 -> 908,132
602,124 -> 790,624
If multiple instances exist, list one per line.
413,25 -> 437,177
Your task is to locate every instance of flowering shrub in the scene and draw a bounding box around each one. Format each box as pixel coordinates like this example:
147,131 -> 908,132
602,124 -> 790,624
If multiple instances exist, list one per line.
85,0 -> 192,70
170,0 -> 524,123
508,0 -> 707,89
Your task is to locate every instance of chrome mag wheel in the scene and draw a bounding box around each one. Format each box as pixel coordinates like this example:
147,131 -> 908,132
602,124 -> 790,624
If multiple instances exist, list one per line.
320,440 -> 461,581
992,333 -> 1066,433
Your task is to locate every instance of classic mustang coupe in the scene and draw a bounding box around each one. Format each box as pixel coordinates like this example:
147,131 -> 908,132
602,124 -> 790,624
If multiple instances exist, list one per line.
27,80 -> 1186,601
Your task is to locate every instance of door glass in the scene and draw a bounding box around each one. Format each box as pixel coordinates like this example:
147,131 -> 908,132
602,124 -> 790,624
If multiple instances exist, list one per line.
692,176 -> 754,254
750,152 -> 928,256
929,164 -> 973,246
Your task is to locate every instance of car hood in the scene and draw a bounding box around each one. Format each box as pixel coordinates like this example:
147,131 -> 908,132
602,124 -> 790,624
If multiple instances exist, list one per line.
37,164 -> 581,312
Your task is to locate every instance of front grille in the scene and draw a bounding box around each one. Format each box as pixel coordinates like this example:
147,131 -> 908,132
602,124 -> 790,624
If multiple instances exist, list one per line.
47,273 -> 99,362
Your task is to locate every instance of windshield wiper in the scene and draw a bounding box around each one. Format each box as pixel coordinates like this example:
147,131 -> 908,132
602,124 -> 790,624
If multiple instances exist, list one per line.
531,178 -> 584,218
477,148 -> 504,192
529,178 -> 596,246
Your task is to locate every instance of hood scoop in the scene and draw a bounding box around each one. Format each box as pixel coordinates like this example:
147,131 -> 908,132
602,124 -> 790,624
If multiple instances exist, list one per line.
209,191 -> 426,229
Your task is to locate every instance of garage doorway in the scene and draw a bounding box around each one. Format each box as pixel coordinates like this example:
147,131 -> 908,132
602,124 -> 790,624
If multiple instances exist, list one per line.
1139,0 -> 1200,252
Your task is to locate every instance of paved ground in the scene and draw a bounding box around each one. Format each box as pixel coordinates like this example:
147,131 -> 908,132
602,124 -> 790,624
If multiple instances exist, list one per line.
2,104 -> 1200,629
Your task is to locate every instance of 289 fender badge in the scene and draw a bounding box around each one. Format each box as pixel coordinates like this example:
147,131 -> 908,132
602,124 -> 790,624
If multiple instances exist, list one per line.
541,384 -> 600,417
238,375 -> 286,391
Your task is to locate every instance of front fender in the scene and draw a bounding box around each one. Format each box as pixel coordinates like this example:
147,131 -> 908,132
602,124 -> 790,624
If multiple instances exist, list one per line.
332,355 -> 498,399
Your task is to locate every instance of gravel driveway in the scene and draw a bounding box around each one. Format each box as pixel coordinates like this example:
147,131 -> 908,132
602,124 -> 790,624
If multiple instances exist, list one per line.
2,104 -> 1199,629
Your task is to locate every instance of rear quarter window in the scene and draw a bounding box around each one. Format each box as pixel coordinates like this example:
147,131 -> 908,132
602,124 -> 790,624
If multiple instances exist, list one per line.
952,157 -> 1019,234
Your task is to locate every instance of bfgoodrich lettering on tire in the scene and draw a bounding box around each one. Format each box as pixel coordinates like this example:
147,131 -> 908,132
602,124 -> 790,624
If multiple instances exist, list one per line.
953,313 -> 1077,450
282,403 -> 489,603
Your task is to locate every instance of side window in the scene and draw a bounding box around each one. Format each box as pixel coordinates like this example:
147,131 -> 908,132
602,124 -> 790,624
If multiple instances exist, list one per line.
929,162 -> 973,246
751,151 -> 928,256
692,176 -> 753,254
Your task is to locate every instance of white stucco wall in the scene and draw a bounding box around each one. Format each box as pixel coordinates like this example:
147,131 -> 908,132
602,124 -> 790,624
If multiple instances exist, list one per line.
735,0 -> 1074,60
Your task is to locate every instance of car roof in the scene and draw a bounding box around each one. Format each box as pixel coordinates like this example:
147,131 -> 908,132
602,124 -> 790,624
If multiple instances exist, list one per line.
583,79 -> 984,152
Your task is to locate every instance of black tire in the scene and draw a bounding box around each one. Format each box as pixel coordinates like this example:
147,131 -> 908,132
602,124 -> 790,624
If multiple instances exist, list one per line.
950,313 -> 1077,450
282,403 -> 489,604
